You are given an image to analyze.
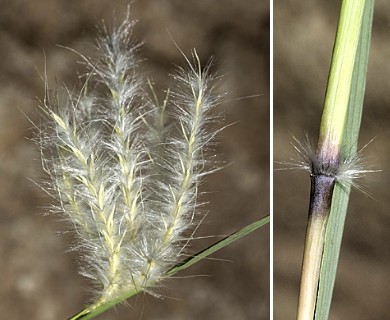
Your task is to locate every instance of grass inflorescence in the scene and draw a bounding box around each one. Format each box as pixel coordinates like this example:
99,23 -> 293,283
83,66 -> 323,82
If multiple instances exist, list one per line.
37,12 -> 224,308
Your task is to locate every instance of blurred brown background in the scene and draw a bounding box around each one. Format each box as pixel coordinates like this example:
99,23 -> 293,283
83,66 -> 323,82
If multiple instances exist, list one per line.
275,1 -> 390,319
0,1 -> 269,319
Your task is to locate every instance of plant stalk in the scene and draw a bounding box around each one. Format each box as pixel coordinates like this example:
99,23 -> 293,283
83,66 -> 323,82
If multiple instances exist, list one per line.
318,0 -> 365,166
297,175 -> 335,320
315,1 -> 374,318
296,1 -> 365,319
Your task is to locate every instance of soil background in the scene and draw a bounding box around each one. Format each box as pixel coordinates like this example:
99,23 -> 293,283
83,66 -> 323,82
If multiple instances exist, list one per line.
275,1 -> 390,319
0,1 -> 269,320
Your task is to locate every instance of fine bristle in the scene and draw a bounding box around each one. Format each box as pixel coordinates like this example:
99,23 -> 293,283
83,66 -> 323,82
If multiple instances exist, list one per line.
283,135 -> 377,193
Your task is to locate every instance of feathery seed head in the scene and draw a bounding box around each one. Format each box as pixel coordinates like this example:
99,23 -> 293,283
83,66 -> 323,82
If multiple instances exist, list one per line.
37,13 -> 224,306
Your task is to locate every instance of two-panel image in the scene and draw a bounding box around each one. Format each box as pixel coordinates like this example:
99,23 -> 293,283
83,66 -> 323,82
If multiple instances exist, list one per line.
0,1 -> 387,319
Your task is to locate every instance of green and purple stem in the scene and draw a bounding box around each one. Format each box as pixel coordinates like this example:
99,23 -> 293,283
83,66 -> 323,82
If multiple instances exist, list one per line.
296,1 -> 366,319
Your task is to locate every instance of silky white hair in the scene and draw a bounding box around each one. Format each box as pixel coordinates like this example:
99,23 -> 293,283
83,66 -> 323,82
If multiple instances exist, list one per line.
37,11 -> 224,305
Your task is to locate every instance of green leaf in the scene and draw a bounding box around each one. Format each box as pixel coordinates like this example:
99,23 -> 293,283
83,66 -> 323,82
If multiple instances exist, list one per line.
167,215 -> 270,276
318,0 -> 365,151
314,1 -> 374,319
68,216 -> 270,320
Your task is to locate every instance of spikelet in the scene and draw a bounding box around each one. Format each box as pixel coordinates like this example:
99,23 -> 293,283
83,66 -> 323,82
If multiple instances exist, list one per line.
37,12 -> 223,307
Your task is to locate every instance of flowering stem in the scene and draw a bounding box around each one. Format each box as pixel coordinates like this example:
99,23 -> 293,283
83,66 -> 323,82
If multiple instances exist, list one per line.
297,1 -> 366,319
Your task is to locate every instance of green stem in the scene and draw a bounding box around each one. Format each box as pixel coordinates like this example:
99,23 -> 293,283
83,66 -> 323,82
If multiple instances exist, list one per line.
317,0 -> 365,165
315,1 -> 374,319
297,1 -> 366,319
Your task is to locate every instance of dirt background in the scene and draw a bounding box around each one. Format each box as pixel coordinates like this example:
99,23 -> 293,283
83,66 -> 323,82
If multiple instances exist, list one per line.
0,1 -> 269,320
275,1 -> 390,319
